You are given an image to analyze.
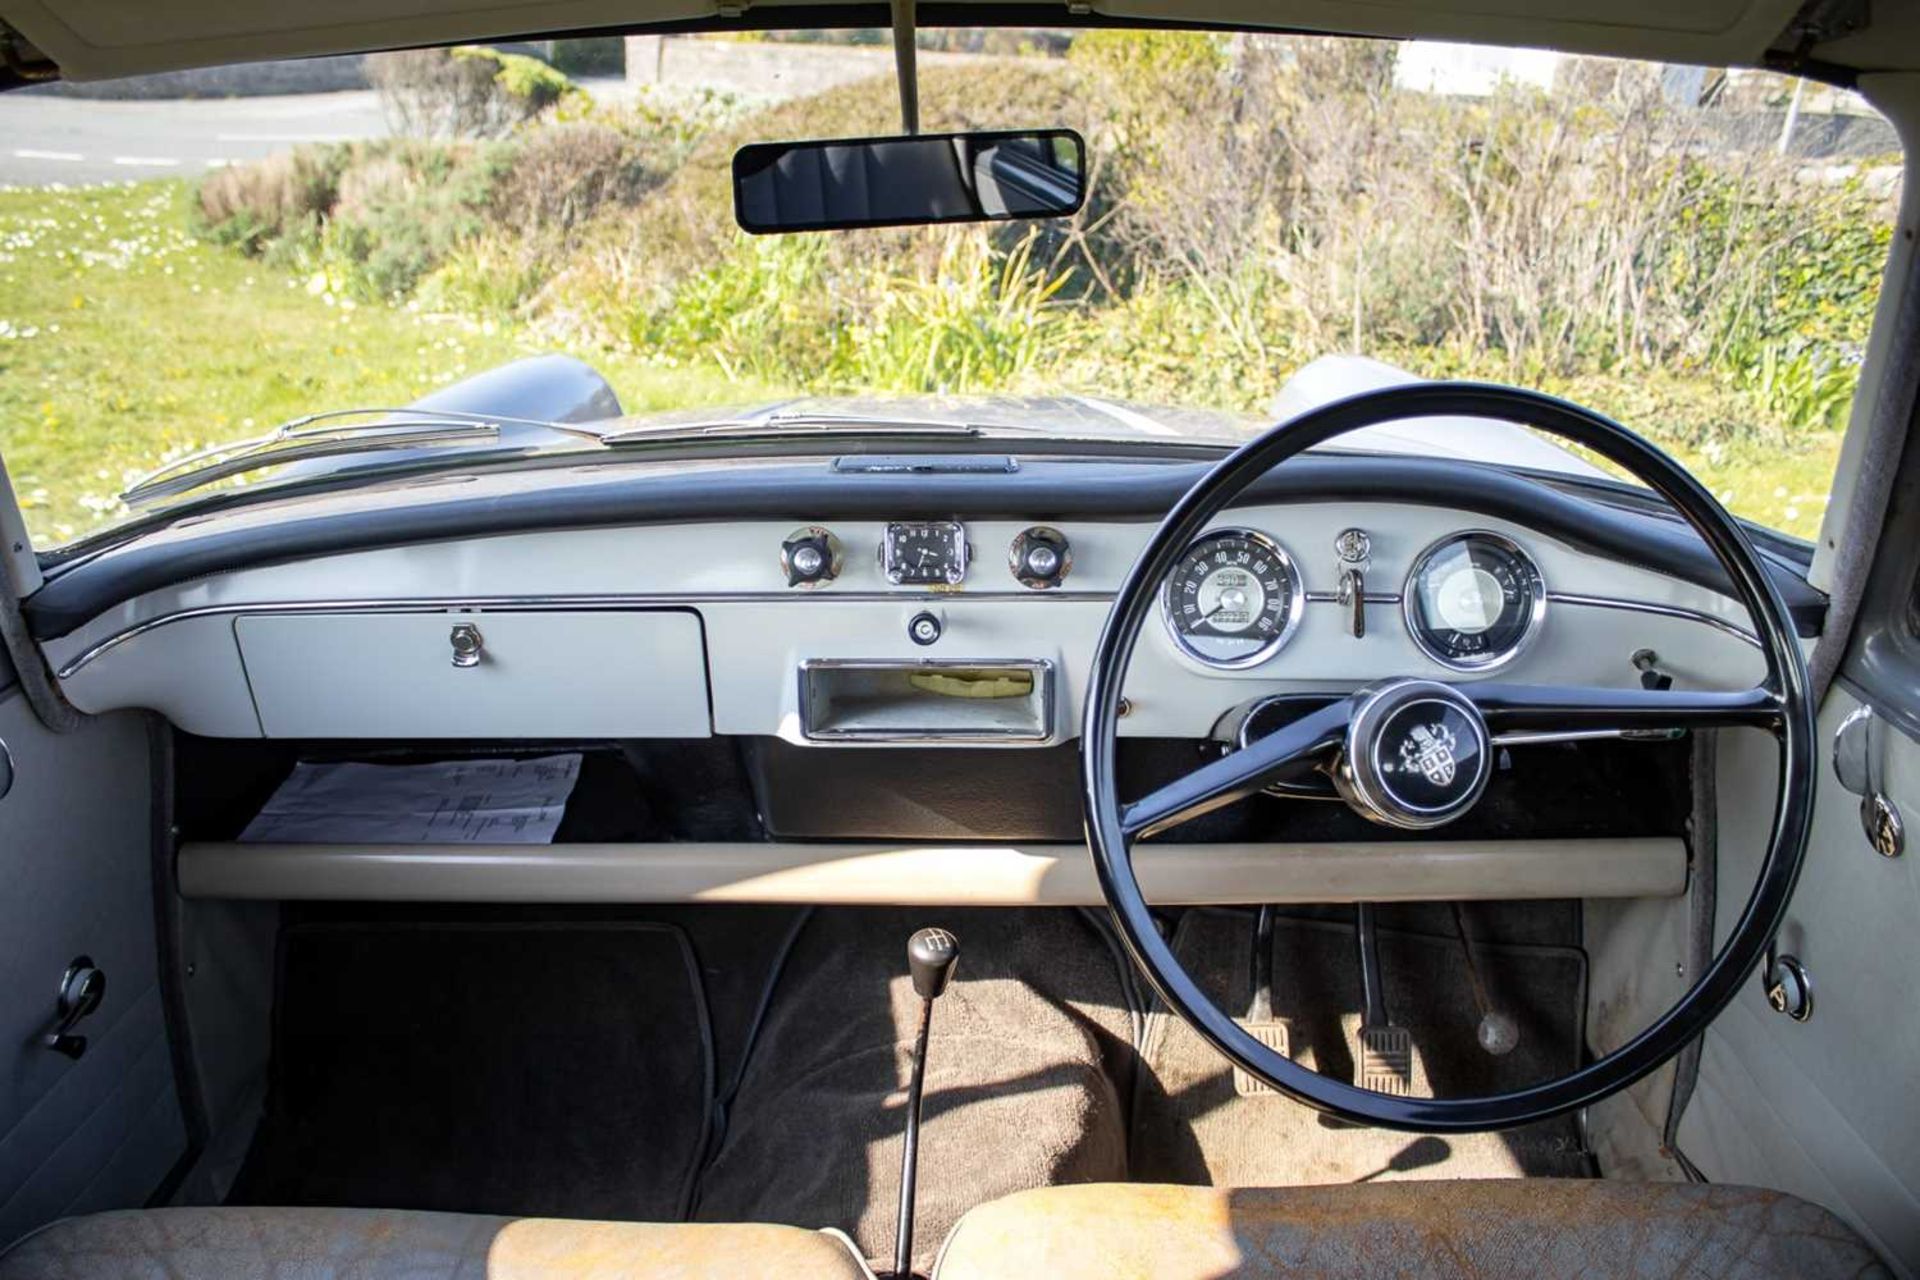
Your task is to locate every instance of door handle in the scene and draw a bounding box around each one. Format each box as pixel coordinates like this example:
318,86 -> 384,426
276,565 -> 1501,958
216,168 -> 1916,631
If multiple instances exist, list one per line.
43,957 -> 106,1060
1833,705 -> 1905,859
1760,941 -> 1812,1023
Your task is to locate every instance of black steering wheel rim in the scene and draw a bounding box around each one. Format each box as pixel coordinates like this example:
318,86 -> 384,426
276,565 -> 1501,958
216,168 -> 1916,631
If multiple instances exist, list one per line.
1079,382 -> 1816,1131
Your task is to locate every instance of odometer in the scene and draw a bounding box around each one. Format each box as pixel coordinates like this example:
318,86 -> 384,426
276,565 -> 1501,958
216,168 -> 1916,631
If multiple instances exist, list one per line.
1403,532 -> 1545,671
1161,529 -> 1304,668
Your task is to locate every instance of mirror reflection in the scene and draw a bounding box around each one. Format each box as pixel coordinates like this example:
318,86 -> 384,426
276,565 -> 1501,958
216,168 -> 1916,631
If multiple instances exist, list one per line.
733,128 -> 1086,234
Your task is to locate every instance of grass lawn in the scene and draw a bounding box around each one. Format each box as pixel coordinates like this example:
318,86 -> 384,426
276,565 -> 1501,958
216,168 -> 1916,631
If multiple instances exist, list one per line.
0,180 -> 770,546
2,179 -> 1841,548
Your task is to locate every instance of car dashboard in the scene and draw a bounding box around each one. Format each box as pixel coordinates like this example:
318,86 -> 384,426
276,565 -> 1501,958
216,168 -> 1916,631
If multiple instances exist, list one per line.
18,449 -> 1812,908
40,495 -> 1776,744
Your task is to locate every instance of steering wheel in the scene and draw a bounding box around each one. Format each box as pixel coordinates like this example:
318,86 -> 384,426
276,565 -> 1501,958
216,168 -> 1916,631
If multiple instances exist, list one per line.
1080,383 -> 1816,1131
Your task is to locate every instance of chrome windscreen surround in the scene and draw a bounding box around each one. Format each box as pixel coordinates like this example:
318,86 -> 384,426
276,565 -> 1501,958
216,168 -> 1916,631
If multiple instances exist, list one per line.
1158,527 -> 1306,670
1401,530 -> 1547,673
1334,679 -> 1493,830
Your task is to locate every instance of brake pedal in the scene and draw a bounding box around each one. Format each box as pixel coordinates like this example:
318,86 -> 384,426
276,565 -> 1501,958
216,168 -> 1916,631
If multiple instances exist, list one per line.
1358,1024 -> 1413,1096
1234,905 -> 1293,1097
1354,903 -> 1413,1097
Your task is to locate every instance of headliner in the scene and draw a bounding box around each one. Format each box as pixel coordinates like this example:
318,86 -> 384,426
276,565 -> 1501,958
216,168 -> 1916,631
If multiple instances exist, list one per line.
0,0 -> 1902,87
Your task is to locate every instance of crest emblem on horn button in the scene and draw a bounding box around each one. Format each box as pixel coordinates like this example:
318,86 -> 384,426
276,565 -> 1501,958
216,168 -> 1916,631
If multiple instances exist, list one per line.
1336,681 -> 1492,830
1400,723 -> 1458,787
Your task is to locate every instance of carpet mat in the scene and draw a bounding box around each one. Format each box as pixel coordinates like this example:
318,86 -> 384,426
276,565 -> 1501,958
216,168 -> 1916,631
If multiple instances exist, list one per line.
693,907 -> 1138,1274
227,921 -> 713,1221
1132,907 -> 1592,1187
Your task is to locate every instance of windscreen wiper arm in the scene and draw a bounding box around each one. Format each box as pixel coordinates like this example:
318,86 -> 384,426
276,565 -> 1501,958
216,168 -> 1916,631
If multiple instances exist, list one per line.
118,407 -> 601,508
597,410 -> 1056,446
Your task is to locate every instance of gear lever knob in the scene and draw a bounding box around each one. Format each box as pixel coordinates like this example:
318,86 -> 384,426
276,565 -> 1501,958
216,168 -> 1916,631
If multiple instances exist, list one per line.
908,927 -> 959,1001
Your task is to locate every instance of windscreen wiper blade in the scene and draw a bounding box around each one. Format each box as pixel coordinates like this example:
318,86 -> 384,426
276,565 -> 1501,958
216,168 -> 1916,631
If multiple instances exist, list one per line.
118,407 -> 602,508
598,415 -> 992,446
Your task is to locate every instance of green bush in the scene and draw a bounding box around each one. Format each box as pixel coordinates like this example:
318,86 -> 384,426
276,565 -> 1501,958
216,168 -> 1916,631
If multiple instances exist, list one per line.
368,46 -> 579,139
195,146 -> 348,253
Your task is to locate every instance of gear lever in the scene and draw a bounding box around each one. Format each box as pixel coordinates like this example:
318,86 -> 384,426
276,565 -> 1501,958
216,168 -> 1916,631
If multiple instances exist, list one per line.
888,927 -> 959,1280
1451,904 -> 1520,1056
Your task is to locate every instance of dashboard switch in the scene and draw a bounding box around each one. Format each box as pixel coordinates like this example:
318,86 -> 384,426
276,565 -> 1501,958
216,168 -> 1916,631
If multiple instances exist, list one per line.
1010,526 -> 1072,590
908,611 -> 943,646
781,526 -> 843,589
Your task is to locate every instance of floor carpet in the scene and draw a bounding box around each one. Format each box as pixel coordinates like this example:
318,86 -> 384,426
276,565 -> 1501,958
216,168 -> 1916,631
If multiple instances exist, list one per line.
692,907 -> 1139,1274
1131,906 -> 1593,1187
227,920 -> 713,1221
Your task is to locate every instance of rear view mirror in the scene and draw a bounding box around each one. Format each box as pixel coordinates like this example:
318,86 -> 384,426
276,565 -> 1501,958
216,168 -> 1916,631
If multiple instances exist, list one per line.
733,129 -> 1086,234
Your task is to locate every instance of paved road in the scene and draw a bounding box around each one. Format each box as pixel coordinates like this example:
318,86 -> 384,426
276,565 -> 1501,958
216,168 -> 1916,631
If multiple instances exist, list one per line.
0,90 -> 390,186
0,76 -> 628,187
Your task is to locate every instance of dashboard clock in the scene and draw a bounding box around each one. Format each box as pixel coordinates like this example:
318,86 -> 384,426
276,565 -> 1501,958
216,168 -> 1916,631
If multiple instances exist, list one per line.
883,521 -> 969,585
1403,531 -> 1546,671
1161,528 -> 1304,668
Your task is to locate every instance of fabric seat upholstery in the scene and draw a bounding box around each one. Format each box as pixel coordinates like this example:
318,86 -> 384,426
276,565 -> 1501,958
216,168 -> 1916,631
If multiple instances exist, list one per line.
934,1180 -> 1890,1280
0,1206 -> 875,1280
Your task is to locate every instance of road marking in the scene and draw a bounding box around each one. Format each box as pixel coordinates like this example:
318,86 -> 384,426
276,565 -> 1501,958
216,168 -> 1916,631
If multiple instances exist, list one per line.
112,155 -> 183,167
13,149 -> 84,162
215,132 -> 360,142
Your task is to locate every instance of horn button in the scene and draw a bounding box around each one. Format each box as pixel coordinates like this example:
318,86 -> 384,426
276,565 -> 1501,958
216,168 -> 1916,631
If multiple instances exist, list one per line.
1334,680 -> 1492,830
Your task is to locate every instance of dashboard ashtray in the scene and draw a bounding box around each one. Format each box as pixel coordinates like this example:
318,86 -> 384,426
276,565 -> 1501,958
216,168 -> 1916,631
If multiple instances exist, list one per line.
799,660 -> 1054,742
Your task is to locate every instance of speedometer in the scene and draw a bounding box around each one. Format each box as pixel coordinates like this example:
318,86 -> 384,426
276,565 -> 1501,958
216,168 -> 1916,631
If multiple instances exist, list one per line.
1162,529 -> 1304,668
1403,532 -> 1545,671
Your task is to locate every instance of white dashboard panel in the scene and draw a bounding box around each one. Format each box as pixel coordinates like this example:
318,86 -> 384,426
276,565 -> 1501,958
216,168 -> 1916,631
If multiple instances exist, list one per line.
46,502 -> 1770,740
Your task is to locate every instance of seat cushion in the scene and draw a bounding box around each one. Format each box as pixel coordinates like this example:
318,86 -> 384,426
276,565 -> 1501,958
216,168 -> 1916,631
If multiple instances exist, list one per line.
0,1206 -> 875,1280
934,1180 -> 1890,1280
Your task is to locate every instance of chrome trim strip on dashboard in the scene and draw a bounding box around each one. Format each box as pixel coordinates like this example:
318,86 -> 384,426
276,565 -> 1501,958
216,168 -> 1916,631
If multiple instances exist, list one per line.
52,591 -> 1115,679
1545,592 -> 1762,648
53,586 -> 1765,680
1304,591 -> 1402,604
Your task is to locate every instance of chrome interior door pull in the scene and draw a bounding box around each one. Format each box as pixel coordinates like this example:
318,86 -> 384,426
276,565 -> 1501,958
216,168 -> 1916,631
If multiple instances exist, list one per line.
44,957 -> 106,1060
1833,706 -> 1904,858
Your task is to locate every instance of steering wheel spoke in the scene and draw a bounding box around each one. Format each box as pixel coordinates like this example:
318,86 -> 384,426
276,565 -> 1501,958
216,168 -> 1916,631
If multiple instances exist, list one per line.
1471,682 -> 1785,738
1121,700 -> 1351,840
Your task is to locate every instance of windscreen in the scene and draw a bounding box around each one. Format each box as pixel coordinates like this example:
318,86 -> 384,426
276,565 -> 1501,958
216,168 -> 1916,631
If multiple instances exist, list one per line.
0,31 -> 1898,546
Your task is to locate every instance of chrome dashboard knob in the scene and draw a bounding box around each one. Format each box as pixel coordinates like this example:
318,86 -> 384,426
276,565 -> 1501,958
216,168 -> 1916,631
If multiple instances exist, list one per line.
781,526 -> 843,589
1010,526 -> 1071,590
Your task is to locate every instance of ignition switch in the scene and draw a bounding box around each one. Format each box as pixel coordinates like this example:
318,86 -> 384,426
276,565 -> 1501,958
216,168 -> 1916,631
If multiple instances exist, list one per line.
908,611 -> 943,646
